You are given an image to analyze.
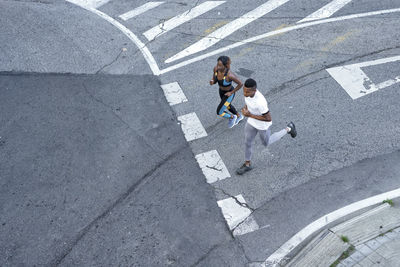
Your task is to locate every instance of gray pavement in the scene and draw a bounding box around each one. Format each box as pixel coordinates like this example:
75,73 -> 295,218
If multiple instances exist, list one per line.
0,73 -> 245,266
1,0 -> 400,266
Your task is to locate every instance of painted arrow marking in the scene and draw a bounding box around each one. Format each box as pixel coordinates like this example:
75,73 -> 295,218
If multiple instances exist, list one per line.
326,55 -> 400,99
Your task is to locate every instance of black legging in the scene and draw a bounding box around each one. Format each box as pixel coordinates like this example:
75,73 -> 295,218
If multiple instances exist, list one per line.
216,87 -> 238,118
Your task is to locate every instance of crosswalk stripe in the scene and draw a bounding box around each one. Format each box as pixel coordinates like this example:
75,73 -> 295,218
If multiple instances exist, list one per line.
195,150 -> 230,184
119,2 -> 164,21
297,0 -> 353,23
143,1 -> 225,41
177,112 -> 207,142
159,8 -> 400,75
217,195 -> 259,236
160,82 -> 188,106
67,0 -> 110,9
165,0 -> 290,63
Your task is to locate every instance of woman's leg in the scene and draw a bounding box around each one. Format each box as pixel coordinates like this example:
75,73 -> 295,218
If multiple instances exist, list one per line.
217,89 -> 234,118
227,86 -> 238,115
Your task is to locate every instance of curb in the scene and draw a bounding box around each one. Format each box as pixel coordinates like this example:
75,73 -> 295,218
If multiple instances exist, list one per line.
263,187 -> 400,266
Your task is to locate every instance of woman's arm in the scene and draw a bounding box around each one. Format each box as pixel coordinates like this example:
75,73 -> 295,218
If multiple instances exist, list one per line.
210,66 -> 217,85
225,71 -> 243,95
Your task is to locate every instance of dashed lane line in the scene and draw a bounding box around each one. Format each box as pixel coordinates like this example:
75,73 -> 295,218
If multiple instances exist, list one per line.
297,0 -> 353,23
143,1 -> 226,41
195,150 -> 230,184
119,2 -> 165,21
160,82 -> 188,106
177,112 -> 208,142
160,80 -> 260,236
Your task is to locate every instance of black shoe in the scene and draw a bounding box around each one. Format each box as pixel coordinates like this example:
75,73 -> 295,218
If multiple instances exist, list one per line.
236,163 -> 253,175
287,122 -> 297,138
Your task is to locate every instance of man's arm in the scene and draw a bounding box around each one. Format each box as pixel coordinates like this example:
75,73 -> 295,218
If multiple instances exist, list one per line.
242,106 -> 272,121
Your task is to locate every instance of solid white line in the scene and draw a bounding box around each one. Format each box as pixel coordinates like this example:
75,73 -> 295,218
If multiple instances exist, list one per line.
159,8 -> 400,75
195,150 -> 230,183
143,1 -> 225,41
66,0 -> 161,75
67,0 -> 110,9
160,82 -> 188,106
177,112 -> 207,142
326,55 -> 400,99
119,2 -> 164,21
263,187 -> 400,266
165,0 -> 291,63
297,0 -> 353,23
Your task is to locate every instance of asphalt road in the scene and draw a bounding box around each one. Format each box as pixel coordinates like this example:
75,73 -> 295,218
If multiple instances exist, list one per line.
1,0 -> 399,266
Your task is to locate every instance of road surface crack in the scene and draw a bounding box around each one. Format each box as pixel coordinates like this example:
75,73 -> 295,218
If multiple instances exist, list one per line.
52,143 -> 188,266
95,49 -> 124,74
81,83 -> 163,160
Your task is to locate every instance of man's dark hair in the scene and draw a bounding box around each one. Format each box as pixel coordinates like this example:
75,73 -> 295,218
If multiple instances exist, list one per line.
217,56 -> 230,67
245,78 -> 257,89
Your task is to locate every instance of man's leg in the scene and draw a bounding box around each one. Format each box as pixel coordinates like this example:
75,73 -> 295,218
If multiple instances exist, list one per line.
245,122 -> 258,162
237,122 -> 257,175
259,128 -> 287,147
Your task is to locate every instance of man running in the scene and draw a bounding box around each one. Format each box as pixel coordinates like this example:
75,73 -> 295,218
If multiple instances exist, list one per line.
236,78 -> 297,175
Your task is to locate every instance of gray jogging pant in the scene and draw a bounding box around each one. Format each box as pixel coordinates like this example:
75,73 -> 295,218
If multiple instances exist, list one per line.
245,122 -> 287,161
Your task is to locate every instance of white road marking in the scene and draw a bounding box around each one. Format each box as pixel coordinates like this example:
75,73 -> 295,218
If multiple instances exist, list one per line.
165,0 -> 291,63
195,150 -> 230,183
159,8 -> 400,75
119,2 -> 164,21
67,0 -> 110,9
326,55 -> 400,99
263,187 -> 400,266
66,0 -> 161,75
233,214 -> 260,236
160,82 -> 188,106
217,195 -> 259,236
297,0 -> 353,23
143,1 -> 225,41
177,112 -> 207,142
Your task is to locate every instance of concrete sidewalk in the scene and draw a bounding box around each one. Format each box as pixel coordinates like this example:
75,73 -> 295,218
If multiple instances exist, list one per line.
284,198 -> 400,267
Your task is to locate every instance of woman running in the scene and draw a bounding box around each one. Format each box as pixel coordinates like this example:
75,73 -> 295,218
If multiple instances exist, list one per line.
210,56 -> 244,128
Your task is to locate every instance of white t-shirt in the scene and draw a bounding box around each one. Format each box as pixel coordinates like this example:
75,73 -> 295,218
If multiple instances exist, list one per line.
245,90 -> 272,130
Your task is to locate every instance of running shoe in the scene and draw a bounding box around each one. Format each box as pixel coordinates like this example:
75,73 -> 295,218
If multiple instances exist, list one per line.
235,113 -> 244,125
228,114 -> 238,128
236,163 -> 253,175
287,122 -> 297,138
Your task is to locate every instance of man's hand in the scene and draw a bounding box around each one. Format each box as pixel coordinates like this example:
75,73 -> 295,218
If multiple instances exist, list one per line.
224,91 -> 233,97
242,106 -> 251,117
210,79 -> 215,85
